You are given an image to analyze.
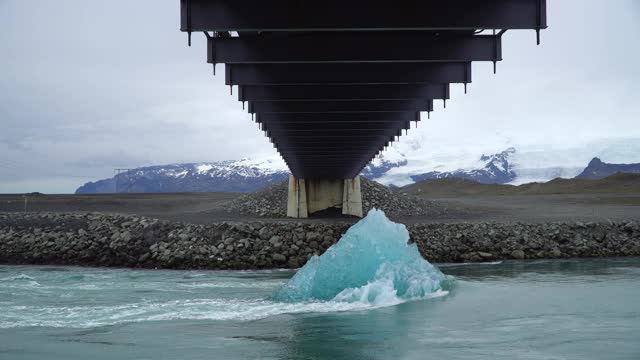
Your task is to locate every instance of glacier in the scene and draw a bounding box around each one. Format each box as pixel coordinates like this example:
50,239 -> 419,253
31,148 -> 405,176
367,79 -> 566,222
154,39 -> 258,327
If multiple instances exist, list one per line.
272,209 -> 449,305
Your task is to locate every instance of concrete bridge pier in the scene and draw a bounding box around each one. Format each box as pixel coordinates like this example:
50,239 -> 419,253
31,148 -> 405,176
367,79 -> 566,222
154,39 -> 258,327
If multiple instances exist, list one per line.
286,175 -> 363,218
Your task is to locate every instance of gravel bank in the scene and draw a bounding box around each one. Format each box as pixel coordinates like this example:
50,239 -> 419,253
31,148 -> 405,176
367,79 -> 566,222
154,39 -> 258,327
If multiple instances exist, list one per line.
226,177 -> 452,218
1,212 -> 639,269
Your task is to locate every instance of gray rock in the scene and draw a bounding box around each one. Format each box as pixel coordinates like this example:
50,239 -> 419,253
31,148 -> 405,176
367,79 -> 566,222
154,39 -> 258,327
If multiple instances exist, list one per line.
259,227 -> 272,240
269,235 -> 281,245
120,231 -> 132,242
288,258 -> 300,268
272,253 -> 287,262
138,253 -> 150,262
461,252 -> 482,262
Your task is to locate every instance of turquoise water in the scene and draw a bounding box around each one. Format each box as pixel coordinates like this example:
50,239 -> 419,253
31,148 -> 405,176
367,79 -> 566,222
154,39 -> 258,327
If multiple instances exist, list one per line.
1,259 -> 639,359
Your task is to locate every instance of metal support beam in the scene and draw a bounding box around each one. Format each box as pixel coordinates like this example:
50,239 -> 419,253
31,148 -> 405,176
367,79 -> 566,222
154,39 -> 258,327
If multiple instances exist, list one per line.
285,149 -> 377,153
182,0 -> 547,32
209,33 -> 501,63
276,138 -> 391,147
225,62 -> 471,85
263,119 -> 410,131
238,84 -> 450,102
267,129 -> 405,136
271,133 -> 403,138
274,140 -> 386,147
248,100 -> 433,113
275,141 -> 392,147
256,112 -> 420,124
267,128 -> 409,135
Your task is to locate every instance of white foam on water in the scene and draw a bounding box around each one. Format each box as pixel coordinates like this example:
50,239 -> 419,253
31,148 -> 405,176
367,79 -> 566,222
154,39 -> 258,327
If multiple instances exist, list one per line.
0,290 -> 450,329
0,274 -> 36,282
178,281 -> 283,289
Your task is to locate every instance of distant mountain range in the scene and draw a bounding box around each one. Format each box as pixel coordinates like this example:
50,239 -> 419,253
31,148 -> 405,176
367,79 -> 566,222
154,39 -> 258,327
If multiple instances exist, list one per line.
408,148 -> 516,184
402,172 -> 640,197
76,159 -> 289,194
75,150 -> 640,194
575,157 -> 640,180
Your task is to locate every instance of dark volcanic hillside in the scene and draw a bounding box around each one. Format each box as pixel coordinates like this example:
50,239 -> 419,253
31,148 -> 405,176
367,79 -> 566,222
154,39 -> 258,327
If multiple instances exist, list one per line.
402,178 -> 515,197
575,157 -> 640,180
403,173 -> 640,197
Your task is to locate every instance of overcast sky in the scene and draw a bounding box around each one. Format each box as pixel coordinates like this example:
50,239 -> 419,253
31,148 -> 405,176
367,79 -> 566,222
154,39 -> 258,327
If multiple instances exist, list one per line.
1,0 -> 639,193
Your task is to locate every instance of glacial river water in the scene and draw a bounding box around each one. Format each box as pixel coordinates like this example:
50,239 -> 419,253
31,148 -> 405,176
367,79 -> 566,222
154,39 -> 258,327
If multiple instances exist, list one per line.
1,258 -> 639,360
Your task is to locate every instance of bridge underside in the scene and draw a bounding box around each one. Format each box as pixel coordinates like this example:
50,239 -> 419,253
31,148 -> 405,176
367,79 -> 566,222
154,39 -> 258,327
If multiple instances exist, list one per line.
181,0 -> 546,217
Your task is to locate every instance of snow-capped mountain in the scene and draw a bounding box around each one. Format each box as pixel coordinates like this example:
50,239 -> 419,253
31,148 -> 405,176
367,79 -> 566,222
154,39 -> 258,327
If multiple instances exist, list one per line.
362,147 -> 517,186
505,139 -> 640,184
408,148 -> 516,184
75,158 -> 289,194
361,158 -> 408,179
75,138 -> 640,193
76,149 -> 518,194
368,138 -> 640,186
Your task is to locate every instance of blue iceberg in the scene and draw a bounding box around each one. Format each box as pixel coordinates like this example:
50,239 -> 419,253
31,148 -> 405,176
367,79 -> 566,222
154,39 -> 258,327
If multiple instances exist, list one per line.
272,209 -> 449,305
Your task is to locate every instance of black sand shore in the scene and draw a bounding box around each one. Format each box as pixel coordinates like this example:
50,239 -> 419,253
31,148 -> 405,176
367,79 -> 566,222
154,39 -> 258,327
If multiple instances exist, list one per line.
1,192 -> 639,224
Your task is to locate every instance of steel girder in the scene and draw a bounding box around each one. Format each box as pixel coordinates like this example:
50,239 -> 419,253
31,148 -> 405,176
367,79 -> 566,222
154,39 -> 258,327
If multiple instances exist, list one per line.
225,62 -> 471,85
255,112 -> 420,124
262,120 -> 413,132
247,100 -> 434,113
275,137 -> 402,145
266,113 -> 410,178
181,0 -> 547,32
268,129 -> 406,137
180,0 -> 547,179
237,84 -> 450,102
208,33 -> 502,64
256,112 -> 417,178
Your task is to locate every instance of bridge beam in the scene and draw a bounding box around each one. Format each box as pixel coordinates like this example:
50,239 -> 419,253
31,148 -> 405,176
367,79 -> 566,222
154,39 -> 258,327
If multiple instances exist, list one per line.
247,100 -> 433,113
256,112 -> 420,123
263,120 -> 412,131
181,0 -> 547,32
226,62 -> 471,85
209,33 -> 501,64
238,84 -> 450,102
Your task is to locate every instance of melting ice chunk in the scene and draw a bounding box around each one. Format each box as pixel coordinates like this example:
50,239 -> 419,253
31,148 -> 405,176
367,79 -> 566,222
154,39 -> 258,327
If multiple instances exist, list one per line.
272,209 -> 448,305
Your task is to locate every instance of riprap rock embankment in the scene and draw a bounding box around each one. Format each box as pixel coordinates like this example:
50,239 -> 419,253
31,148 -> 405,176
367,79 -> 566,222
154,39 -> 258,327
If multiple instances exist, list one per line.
1,213 -> 639,269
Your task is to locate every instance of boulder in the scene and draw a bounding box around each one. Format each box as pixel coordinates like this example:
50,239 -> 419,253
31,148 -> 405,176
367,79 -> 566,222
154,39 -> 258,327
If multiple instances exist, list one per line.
272,253 -> 287,262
